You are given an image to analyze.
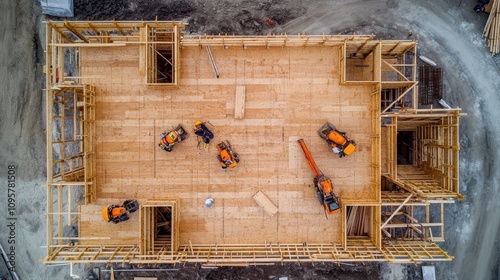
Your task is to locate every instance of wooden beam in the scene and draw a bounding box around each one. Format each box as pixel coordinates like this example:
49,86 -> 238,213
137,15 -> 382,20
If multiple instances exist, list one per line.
87,21 -> 99,35
380,194 -> 413,229
64,20 -> 89,43
353,35 -> 375,57
113,20 -> 126,36
51,43 -> 127,47
381,82 -> 417,114
387,41 -> 402,54
48,21 -> 74,43
382,59 -> 410,81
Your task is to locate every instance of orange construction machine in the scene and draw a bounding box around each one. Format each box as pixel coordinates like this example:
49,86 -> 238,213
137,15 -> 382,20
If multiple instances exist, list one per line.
318,122 -> 356,157
102,200 -> 139,224
216,140 -> 240,169
158,124 -> 189,152
298,139 -> 341,214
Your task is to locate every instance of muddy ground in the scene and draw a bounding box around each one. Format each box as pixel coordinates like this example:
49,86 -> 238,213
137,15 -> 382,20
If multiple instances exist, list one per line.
1,0 -> 499,279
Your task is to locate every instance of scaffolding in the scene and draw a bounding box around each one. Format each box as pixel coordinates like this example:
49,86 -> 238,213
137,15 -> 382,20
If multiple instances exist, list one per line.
43,21 -> 463,266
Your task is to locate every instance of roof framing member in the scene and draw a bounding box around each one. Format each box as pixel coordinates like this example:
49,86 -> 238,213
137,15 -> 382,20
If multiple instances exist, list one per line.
63,20 -> 89,43
48,21 -> 74,43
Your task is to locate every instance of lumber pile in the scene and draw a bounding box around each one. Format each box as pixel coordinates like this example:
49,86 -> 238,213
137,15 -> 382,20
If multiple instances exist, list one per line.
483,0 -> 500,55
346,206 -> 371,236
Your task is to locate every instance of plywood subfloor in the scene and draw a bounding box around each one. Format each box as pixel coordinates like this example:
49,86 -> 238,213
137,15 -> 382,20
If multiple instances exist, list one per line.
78,45 -> 377,246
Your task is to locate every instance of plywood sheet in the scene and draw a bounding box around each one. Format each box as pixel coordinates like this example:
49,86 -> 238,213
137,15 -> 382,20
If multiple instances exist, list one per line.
253,191 -> 279,216
78,45 -> 378,247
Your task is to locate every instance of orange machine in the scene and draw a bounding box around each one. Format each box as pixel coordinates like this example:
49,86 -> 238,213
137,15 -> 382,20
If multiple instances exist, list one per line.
318,122 -> 356,157
102,200 -> 139,224
158,124 -> 189,152
298,139 -> 341,214
216,140 -> 240,169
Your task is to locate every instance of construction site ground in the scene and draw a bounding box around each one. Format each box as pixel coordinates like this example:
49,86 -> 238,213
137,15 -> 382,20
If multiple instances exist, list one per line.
1,0 -> 500,280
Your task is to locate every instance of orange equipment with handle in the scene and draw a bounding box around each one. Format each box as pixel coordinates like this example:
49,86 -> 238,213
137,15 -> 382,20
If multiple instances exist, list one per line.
216,140 -> 240,169
102,200 -> 139,224
158,124 -> 189,152
297,139 -> 341,214
318,122 -> 356,157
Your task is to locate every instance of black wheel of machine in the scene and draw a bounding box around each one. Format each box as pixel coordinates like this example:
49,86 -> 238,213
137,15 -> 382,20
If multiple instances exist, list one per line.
316,190 -> 324,206
124,200 -> 138,213
119,215 -> 130,222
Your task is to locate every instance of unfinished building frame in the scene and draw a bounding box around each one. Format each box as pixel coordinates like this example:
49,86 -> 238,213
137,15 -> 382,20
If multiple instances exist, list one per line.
43,21 -> 465,266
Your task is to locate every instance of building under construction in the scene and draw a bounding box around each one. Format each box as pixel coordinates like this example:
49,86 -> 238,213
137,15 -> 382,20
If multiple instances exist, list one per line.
43,21 -> 465,266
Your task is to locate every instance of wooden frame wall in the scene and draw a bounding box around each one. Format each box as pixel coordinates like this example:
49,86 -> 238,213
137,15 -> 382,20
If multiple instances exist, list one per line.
381,192 -> 448,242
42,239 -> 451,265
43,21 -> 462,266
144,25 -> 180,86
342,203 -> 381,249
46,21 -> 185,89
45,85 -> 96,255
140,199 -> 180,261
181,34 -> 373,48
382,109 -> 465,200
46,20 -> 185,45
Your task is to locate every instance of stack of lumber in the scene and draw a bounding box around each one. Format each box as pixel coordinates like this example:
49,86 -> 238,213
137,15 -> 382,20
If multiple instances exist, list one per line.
346,206 -> 371,236
483,0 -> 500,55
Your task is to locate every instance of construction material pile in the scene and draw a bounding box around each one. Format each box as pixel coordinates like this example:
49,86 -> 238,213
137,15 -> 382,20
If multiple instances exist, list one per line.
483,0 -> 500,55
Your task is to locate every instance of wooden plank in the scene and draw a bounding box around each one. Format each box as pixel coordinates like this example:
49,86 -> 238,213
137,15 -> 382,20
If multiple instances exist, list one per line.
234,85 -> 246,119
253,191 -> 279,217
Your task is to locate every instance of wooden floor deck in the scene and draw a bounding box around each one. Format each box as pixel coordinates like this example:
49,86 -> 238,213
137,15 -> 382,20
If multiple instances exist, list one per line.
79,45 -> 377,246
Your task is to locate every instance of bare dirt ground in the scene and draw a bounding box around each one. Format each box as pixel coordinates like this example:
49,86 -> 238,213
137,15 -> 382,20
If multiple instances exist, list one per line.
0,0 -> 74,279
1,0 -> 499,279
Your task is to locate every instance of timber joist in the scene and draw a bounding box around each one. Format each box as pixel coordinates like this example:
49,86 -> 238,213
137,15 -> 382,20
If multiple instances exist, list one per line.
44,240 -> 452,265
181,34 -> 372,48
47,21 -> 185,44
382,241 -> 452,263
